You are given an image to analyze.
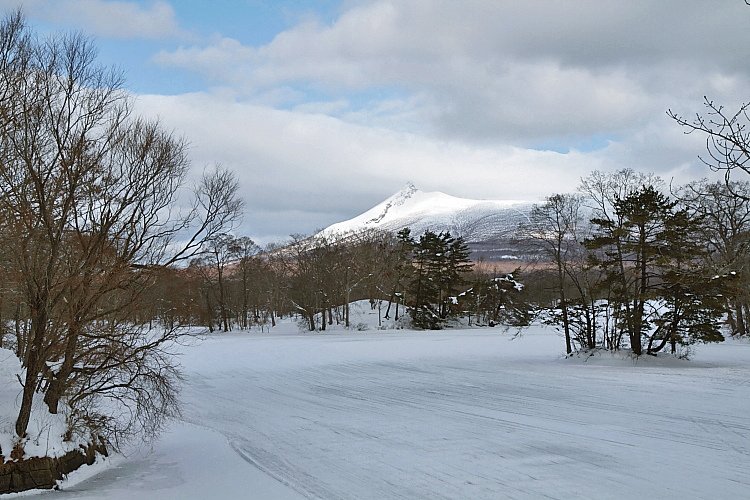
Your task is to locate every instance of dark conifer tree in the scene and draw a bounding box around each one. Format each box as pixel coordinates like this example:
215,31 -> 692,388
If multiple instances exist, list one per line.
441,235 -> 473,319
408,230 -> 473,328
588,185 -> 724,355
409,231 -> 441,328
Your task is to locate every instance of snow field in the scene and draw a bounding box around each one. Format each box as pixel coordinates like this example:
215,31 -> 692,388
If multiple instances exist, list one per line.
30,422 -> 305,500
174,327 -> 750,499
4,302 -> 749,499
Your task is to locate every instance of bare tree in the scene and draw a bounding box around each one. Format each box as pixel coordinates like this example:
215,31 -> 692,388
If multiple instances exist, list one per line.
678,180 -> 750,335
0,13 -> 242,446
669,98 -> 750,193
199,234 -> 240,332
231,236 -> 261,329
517,194 -> 584,354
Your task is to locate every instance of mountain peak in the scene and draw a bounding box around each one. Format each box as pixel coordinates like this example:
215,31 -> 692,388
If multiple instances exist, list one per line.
367,183 -> 420,224
397,181 -> 419,199
321,185 -> 532,249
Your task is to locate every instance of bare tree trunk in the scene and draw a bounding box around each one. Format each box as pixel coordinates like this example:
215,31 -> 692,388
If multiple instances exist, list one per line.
203,290 -> 214,332
16,365 -> 37,438
345,267 -> 350,328
726,300 -> 737,334
16,304 -> 47,438
736,301 -> 746,336
216,261 -> 229,332
242,277 -> 249,330
44,325 -> 79,414
630,226 -> 649,356
14,301 -> 24,358
0,291 -> 4,349
590,297 -> 598,348
219,283 -> 229,332
385,289 -> 394,319
647,325 -> 670,355
557,262 -> 572,355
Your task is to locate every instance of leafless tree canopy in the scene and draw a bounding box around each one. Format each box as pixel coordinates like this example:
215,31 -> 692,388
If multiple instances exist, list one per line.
669,98 -> 750,196
0,11 -> 241,448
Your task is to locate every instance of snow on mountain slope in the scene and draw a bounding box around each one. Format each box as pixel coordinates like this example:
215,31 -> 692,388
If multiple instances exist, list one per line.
321,183 -> 532,244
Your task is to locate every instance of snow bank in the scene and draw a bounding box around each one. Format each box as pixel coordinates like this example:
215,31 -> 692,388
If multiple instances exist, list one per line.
0,349 -> 84,462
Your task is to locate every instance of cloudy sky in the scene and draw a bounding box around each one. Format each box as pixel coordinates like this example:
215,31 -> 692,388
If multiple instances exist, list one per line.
6,0 -> 750,243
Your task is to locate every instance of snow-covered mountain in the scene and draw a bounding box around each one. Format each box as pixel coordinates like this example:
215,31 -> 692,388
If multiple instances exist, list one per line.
320,183 -> 533,260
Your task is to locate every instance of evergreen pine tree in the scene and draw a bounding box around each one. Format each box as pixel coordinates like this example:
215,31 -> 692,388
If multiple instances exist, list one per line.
408,231 -> 473,328
588,185 -> 725,355
441,235 -> 473,318
409,231 -> 441,328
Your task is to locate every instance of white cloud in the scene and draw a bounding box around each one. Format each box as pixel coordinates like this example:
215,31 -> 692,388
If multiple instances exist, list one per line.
5,0 -> 740,239
131,92 -> 711,241
153,35 -> 256,79
150,0 -> 750,147
0,0 -> 183,40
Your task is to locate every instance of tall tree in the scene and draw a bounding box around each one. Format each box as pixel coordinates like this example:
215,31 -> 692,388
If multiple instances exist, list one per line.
440,234 -> 473,319
409,231 -> 442,329
579,169 -> 662,350
678,180 -> 750,335
0,13 -> 242,444
408,231 -> 472,329
232,236 -> 261,329
384,228 -> 414,321
517,194 -> 584,354
649,208 -> 725,354
586,184 -> 723,356
201,234 -> 239,332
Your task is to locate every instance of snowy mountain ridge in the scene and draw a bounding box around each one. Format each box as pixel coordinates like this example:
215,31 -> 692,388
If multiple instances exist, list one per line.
320,184 -> 533,256
364,182 -> 419,225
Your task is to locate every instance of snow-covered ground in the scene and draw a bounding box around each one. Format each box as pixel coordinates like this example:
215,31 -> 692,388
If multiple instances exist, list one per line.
5,304 -> 750,499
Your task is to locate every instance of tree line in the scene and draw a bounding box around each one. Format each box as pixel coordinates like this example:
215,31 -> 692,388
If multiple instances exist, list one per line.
137,226 -> 523,334
212,166 -> 749,364
517,171 -> 750,357
143,163 -> 750,366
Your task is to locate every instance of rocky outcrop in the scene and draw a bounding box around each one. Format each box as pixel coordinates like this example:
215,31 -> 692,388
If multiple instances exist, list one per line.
0,441 -> 106,494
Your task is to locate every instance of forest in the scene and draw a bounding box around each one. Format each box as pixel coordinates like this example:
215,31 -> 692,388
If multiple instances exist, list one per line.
80,169 -> 749,362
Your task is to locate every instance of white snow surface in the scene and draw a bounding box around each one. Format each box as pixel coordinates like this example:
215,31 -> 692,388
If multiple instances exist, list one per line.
3,303 -> 750,499
0,349 -> 87,462
320,183 -> 532,241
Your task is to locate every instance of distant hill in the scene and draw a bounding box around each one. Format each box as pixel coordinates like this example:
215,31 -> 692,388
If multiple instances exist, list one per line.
319,183 -> 534,262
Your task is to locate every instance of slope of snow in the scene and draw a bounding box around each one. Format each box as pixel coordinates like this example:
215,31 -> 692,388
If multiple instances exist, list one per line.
42,422 -> 305,500
321,183 -> 532,242
170,329 -> 750,499
7,306 -> 750,499
0,348 -> 89,462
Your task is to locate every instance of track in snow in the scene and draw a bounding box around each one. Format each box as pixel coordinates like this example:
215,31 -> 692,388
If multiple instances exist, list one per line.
178,329 -> 750,500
